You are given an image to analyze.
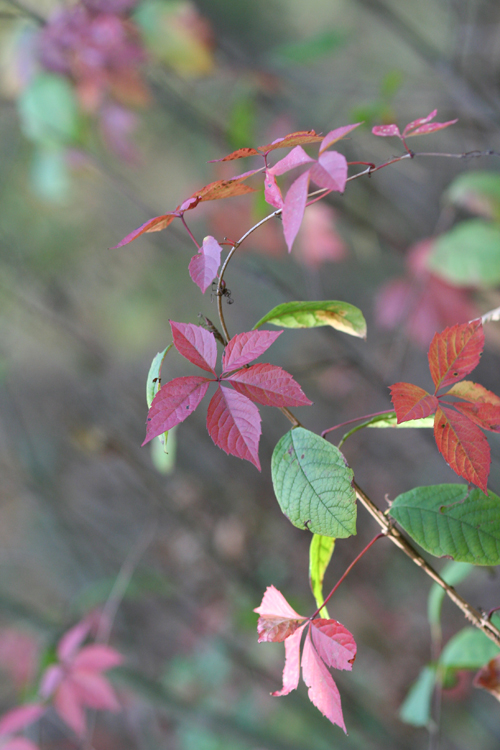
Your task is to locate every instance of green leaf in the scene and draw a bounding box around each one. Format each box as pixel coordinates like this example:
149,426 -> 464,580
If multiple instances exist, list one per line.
151,425 -> 177,474
253,301 -> 366,339
309,534 -> 335,617
18,72 -> 81,147
146,344 -> 173,408
389,484 -> 500,565
444,171 -> 500,221
427,561 -> 473,628
147,344 -> 173,455
271,428 -> 356,537
399,665 -> 436,727
270,30 -> 347,65
367,413 -> 434,429
439,627 -> 500,670
427,219 -> 500,287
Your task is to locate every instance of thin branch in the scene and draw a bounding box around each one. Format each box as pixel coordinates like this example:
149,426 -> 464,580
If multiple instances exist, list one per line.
322,410 -> 394,438
2,0 -> 45,23
481,306 -> 500,324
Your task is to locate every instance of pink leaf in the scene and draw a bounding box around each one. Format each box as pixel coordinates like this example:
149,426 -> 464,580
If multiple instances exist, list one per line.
264,170 -> 284,209
0,705 -> 45,737
254,585 -> 305,620
2,739 -> 41,750
271,623 -> 307,697
57,618 -> 94,662
227,363 -> 312,407
71,671 -> 120,712
434,405 -> 490,492
170,321 -> 217,374
390,382 -> 438,422
371,124 -> 402,138
301,631 -> 346,732
319,123 -> 362,154
428,320 -> 484,391
188,236 -> 222,293
112,214 -> 177,248
269,146 -> 314,177
143,376 -> 210,445
403,109 -> 438,135
73,645 -> 123,673
206,385 -> 261,469
309,152 -> 348,192
282,170 -> 310,253
40,665 -> 64,698
403,110 -> 458,137
296,203 -> 347,267
310,619 -> 356,671
222,330 -> 282,373
54,681 -> 86,737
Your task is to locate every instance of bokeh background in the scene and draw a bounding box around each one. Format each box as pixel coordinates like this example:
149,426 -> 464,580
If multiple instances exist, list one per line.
2,0 -> 500,748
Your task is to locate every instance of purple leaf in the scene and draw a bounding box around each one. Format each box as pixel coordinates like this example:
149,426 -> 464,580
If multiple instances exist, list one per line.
143,376 -> 210,444
206,385 -> 261,469
319,123 -> 362,154
269,145 -> 315,177
222,330 -> 282,373
301,631 -> 346,732
226,363 -> 312,407
188,236 -> 222,293
282,170 -> 311,253
170,321 -> 217,374
309,151 -> 348,192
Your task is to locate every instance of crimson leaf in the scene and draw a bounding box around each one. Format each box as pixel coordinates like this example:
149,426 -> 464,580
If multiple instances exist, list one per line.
226,363 -> 312,407
428,320 -> 484,391
434,405 -> 490,492
143,376 -> 210,445
222,330 -> 282,373
206,385 -> 262,469
390,383 -> 439,422
171,321 -> 217,374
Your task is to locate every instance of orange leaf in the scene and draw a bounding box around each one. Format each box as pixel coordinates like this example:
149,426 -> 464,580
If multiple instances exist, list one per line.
434,405 -> 490,491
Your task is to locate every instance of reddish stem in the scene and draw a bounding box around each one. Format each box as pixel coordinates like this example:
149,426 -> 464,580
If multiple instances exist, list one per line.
347,161 -> 376,169
180,214 -> 200,249
311,533 -> 385,619
321,410 -> 394,438
487,606 -> 500,620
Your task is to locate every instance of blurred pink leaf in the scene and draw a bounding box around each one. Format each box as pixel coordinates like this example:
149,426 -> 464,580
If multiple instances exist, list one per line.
310,620 -> 357,671
143,376 -> 210,445
188,235 -> 222,293
372,111 -> 457,141
57,617 -> 94,662
403,109 -> 438,135
264,170 -> 284,209
283,171 -> 310,252
206,385 -> 261,469
319,123 -> 362,154
296,204 -> 347,268
0,705 -> 45,737
222,330 -> 282,373
227,363 -> 312,407
309,151 -> 348,192
406,119 -> 458,137
1,739 -> 41,750
371,124 -> 402,138
302,632 -> 346,732
72,645 -> 124,673
171,321 -> 217,374
0,630 -> 39,689
269,146 -> 314,177
254,584 -> 305,621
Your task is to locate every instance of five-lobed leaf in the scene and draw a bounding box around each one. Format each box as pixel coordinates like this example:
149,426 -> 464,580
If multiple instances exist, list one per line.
389,484 -> 500,564
253,300 -> 367,339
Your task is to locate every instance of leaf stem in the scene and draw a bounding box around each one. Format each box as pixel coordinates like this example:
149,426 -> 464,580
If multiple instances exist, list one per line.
180,215 -> 200,249
310,533 -> 386,619
321,409 -> 394,438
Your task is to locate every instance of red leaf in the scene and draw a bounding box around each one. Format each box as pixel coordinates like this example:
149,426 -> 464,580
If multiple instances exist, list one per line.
283,170 -> 310,253
264,169 -> 284,209
390,382 -> 438,422
171,321 -> 217,374
371,124 -> 402,138
143,376 -> 210,444
434,405 -> 490,491
209,146 -> 261,162
428,320 -> 484,391
319,123 -> 362,154
258,130 -> 323,154
0,705 -> 45,737
272,623 -> 307,697
188,235 -> 222,293
310,619 -> 357,671
301,631 -> 346,732
222,330 -> 282,373
309,151 -> 348,192
206,385 -> 261,469
269,145 -> 314,177
254,585 -> 305,620
403,109 -> 438,135
198,180 -> 256,202
227,363 -> 312,407
446,381 -> 500,406
452,402 -> 500,433
112,213 -> 177,248
473,655 -> 500,700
